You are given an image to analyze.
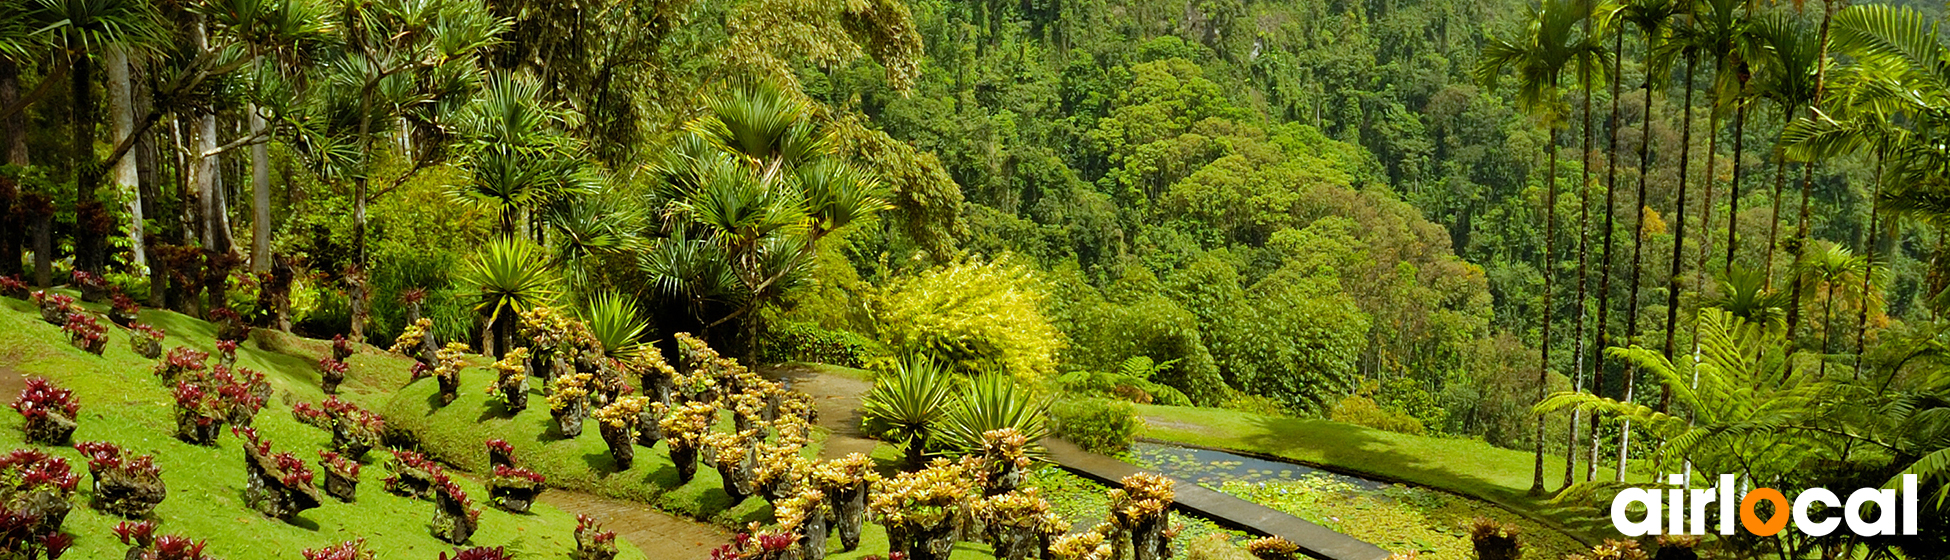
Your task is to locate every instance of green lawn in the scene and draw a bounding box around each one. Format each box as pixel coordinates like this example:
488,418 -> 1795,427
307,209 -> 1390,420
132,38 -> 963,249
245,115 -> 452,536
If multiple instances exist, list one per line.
0,294 -> 647,560
1136,404 -> 1635,544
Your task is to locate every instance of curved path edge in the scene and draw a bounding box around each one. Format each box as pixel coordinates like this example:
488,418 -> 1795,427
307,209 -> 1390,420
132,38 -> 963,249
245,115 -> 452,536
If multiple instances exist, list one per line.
1041,438 -> 1394,560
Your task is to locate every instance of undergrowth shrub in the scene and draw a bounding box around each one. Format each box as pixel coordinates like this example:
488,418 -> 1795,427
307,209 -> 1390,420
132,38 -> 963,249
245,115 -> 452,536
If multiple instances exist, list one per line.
1050,398 -> 1138,454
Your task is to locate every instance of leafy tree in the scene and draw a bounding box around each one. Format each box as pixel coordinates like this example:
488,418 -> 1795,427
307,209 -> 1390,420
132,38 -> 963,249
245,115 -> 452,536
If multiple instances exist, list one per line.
869,255 -> 1064,381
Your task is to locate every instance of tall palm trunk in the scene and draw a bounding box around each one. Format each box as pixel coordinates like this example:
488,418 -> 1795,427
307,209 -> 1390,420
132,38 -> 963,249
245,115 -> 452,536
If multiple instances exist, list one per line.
1588,24 -> 1628,484
1791,0 -> 1843,350
1764,118 -> 1789,285
108,47 -> 145,269
1724,101 -> 1745,273
1534,127 -> 1561,496
1649,53 -> 1708,482
1565,39 -> 1600,490
1853,156 -> 1882,378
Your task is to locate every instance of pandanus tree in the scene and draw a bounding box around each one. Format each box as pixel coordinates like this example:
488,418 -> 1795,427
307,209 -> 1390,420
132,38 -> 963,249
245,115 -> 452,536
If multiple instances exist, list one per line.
642,81 -> 889,359
862,354 -> 958,468
1475,0 -> 1606,495
286,0 -> 507,341
450,71 -> 600,238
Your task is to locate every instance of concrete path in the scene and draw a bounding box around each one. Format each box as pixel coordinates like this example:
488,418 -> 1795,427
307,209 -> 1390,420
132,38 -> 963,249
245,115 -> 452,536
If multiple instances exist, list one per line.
1043,438 -> 1394,560
762,364 -> 880,460
536,488 -> 729,559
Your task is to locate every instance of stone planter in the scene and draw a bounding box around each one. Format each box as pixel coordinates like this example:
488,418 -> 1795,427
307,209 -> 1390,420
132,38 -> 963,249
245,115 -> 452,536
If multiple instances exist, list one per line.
228,403 -> 258,430
830,481 -> 868,551
428,490 -> 477,544
798,510 -> 831,560
9,488 -> 70,536
669,444 -> 699,484
217,321 -> 251,344
889,518 -> 960,560
386,467 -> 434,499
986,525 -> 1049,560
488,480 -> 543,514
1129,511 -> 1172,560
552,401 -> 587,439
322,469 -> 358,503
242,447 -> 322,522
634,410 -> 662,448
714,449 -> 755,503
436,374 -> 459,406
90,470 -> 166,518
323,368 -> 345,396
174,412 -> 223,446
73,335 -> 106,355
498,376 -> 528,413
131,336 -> 161,359
331,425 -> 376,460
599,423 -> 635,471
108,308 -> 138,328
22,412 -> 77,445
38,301 -> 66,325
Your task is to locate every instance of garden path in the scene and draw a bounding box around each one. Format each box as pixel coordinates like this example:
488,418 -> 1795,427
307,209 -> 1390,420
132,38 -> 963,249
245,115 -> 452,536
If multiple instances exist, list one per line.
760,364 -> 879,460
534,487 -> 729,558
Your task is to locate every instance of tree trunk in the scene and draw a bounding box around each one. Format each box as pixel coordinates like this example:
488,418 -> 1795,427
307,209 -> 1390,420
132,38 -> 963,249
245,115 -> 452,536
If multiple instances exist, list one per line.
1586,24 -> 1628,485
1564,48 -> 1598,491
1854,156 -> 1882,378
1649,53 -> 1704,483
251,105 -> 270,273
72,50 -> 99,274
1764,129 -> 1789,285
0,57 -> 22,278
1724,102 -> 1746,274
108,47 -> 145,269
1532,127 -> 1558,497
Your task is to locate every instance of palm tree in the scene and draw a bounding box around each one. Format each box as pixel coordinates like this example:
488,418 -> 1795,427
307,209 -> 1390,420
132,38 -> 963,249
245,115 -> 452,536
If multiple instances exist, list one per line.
27,0 -> 162,277
1748,14 -> 1818,286
1789,242 -> 1875,379
1476,0 -> 1606,494
1598,0 -> 1682,484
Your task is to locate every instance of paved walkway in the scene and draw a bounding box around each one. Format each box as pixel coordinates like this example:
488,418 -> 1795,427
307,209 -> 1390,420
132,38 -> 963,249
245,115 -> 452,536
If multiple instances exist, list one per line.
1043,438 -> 1394,560
762,364 -> 879,459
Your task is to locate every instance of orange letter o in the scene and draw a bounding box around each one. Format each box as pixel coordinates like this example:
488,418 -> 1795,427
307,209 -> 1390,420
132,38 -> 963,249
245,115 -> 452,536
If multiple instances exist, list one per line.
1741,488 -> 1791,536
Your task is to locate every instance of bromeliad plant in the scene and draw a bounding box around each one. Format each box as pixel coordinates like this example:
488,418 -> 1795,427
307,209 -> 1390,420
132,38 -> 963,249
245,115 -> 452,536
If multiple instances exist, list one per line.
572,514 -> 618,560
1049,526 -> 1115,560
30,291 -> 73,325
209,366 -> 268,428
1108,473 -> 1176,560
441,547 -> 513,560
332,334 -> 355,362
810,453 -> 877,552
62,312 -> 107,355
774,488 -> 832,560
209,308 -> 250,343
870,458 -> 974,560
213,340 -> 238,368
127,533 -> 212,560
13,378 -> 79,445
485,439 -> 517,469
303,539 -> 376,560
487,348 -> 530,412
153,347 -> 209,385
171,382 -> 226,445
427,473 -> 481,544
704,430 -> 761,502
235,427 -> 322,522
73,442 -> 165,518
129,324 -> 164,359
593,396 -> 649,470
385,450 -> 443,500
863,355 -> 959,467
432,342 -> 472,406
548,373 -> 595,438
656,401 -> 717,483
0,449 -> 80,538
109,293 -> 140,327
292,397 -> 386,459
391,318 -> 436,364
972,428 -> 1034,496
318,357 -> 349,395
486,465 -> 545,513
0,276 -> 25,299
971,489 -> 1065,560
317,451 -> 361,503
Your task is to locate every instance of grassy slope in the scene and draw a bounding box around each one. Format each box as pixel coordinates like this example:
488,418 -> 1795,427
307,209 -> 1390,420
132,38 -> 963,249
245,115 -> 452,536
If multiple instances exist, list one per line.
1136,404 -> 1628,543
0,296 -> 647,560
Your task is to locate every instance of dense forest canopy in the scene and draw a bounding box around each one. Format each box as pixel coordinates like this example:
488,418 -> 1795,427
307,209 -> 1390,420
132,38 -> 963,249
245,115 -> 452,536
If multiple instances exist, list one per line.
8,0 -> 1950,555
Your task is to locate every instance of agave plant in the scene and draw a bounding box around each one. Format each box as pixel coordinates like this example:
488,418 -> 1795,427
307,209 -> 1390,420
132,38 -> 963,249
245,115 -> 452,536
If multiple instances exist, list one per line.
579,292 -> 649,359
862,355 -> 959,467
938,373 -> 1050,456
461,238 -> 559,357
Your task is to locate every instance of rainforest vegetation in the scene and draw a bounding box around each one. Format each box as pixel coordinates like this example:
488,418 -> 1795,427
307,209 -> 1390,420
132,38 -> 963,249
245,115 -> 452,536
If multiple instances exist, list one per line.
4,0 -> 1950,558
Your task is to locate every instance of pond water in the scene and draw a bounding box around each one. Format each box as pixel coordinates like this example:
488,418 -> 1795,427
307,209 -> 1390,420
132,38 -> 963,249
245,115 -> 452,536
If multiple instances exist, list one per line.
1125,441 -> 1392,492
